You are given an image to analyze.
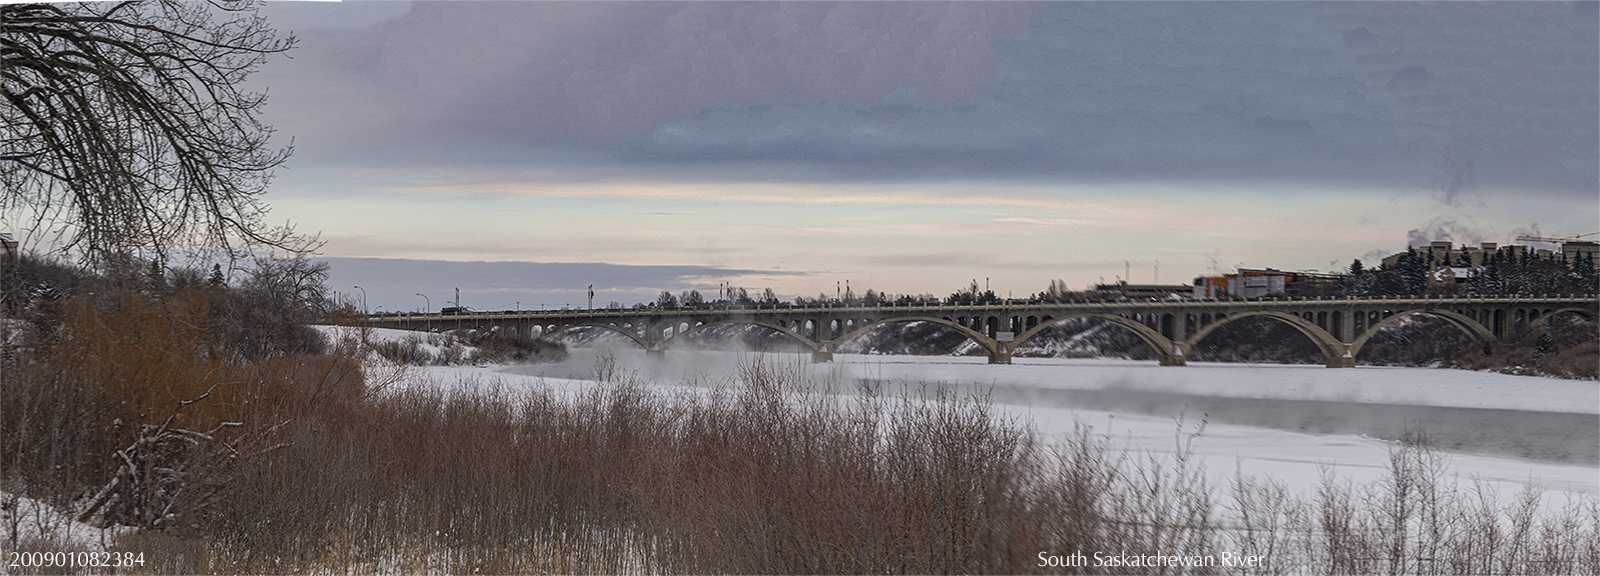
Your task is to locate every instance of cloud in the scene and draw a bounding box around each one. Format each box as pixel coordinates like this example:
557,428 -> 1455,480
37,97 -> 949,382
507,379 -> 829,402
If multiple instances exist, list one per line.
325,257 -> 808,311
1406,218 -> 1491,248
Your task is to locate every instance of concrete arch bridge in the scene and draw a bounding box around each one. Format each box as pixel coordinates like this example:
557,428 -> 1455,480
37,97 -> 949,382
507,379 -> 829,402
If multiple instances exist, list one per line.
367,295 -> 1596,368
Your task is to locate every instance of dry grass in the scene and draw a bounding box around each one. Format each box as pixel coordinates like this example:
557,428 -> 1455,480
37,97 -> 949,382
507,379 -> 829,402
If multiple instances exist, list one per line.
159,358 -> 1600,574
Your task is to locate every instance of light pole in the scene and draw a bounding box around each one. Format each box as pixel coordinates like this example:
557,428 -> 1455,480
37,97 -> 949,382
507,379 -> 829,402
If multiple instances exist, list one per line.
354,285 -> 367,315
416,293 -> 430,331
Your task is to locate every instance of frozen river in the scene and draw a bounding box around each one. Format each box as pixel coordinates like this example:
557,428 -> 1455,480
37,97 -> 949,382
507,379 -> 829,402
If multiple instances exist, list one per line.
491,348 -> 1599,502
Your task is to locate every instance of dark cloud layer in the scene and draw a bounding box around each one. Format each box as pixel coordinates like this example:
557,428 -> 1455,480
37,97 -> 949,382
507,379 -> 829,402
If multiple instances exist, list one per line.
259,1 -> 1596,198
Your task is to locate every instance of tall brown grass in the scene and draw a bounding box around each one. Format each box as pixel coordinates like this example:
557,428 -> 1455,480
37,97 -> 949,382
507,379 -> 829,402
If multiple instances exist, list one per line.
133,355 -> 1600,574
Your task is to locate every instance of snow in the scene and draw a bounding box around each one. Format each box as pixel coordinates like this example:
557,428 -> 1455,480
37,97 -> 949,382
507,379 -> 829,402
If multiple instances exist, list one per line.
0,492 -> 131,555
313,324 -> 480,364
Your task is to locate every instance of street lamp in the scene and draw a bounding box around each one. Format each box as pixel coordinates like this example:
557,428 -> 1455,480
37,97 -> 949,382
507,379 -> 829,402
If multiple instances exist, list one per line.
354,285 -> 367,315
416,293 -> 431,331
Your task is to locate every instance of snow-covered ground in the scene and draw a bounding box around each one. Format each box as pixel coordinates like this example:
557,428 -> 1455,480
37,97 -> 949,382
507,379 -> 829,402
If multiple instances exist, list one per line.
487,348 -> 1599,505
314,325 -> 466,362
0,492 -> 131,555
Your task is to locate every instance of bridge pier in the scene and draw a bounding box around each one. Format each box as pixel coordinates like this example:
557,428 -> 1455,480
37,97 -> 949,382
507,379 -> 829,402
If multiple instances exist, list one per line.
988,349 -> 1011,364
811,349 -> 834,363
1325,346 -> 1355,368
1159,342 -> 1187,366
646,349 -> 666,361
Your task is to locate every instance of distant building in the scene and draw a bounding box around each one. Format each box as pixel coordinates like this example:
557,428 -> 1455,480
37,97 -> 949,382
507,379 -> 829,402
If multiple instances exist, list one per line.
1095,281 -> 1193,300
1432,266 -> 1475,286
1192,268 -> 1344,299
1560,241 -> 1599,264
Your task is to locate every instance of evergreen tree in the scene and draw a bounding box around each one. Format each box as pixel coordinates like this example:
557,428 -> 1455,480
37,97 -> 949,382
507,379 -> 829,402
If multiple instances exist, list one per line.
1343,259 -> 1374,297
208,263 -> 226,288
1372,266 -> 1405,296
1572,254 -> 1598,294
1398,248 -> 1428,295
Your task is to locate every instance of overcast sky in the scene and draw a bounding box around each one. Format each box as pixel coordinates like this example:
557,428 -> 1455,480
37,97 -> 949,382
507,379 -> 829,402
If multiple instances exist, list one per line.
246,1 -> 1598,312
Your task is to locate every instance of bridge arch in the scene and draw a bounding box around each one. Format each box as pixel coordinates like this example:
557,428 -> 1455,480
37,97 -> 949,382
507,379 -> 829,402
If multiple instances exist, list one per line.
1011,313 -> 1178,364
1185,311 -> 1347,366
1533,307 -> 1595,326
831,317 -> 1000,356
539,323 -> 653,350
663,319 -> 821,352
1348,309 -> 1494,359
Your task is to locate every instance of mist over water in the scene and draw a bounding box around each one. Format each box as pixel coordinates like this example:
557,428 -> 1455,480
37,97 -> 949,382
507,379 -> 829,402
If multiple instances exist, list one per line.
502,347 -> 1600,469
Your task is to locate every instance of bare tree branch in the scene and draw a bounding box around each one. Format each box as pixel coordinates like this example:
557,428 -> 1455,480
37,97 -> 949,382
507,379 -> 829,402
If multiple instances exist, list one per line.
1,0 -> 299,262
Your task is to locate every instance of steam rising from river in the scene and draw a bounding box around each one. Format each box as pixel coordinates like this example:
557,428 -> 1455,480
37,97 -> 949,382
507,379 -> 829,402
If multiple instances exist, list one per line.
501,348 -> 1600,474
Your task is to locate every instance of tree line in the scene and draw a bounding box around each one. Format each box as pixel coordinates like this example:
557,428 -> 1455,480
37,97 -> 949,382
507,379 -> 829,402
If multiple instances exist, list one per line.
1343,247 -> 1597,298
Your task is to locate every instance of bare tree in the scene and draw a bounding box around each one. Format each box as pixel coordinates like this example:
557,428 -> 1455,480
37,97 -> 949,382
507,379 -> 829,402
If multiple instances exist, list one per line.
1,0 -> 297,260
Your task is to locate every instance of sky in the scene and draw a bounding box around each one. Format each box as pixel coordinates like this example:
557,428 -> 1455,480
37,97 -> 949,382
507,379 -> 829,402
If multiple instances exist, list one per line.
239,0 -> 1598,313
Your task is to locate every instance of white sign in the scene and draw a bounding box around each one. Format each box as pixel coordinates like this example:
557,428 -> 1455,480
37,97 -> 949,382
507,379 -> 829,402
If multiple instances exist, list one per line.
996,331 -> 1015,342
